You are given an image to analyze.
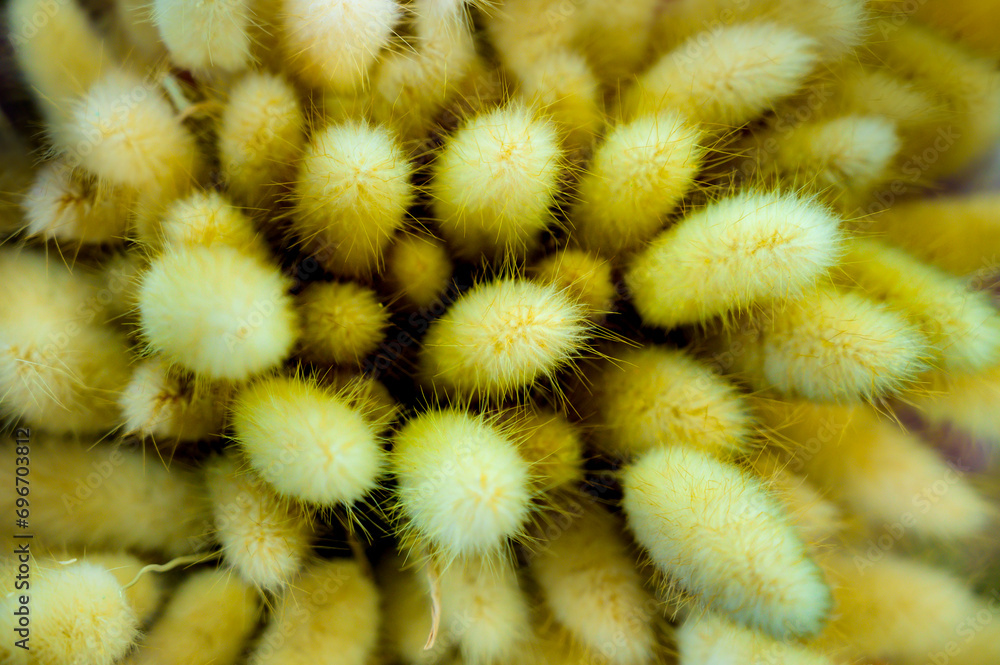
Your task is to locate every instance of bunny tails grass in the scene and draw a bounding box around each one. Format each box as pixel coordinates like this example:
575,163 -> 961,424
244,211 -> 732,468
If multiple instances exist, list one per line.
152,0 -> 254,72
232,374 -> 386,507
570,111 -> 704,255
281,0 -> 400,92
391,409 -> 533,562
296,280 -> 389,366
4,561 -> 140,665
419,279 -> 591,402
138,244 -> 298,381
625,190 -> 843,329
56,69 -> 200,192
836,237 -> 1000,372
7,0 -> 1000,657
292,121 -> 414,277
713,285 -> 930,402
622,21 -> 819,129
218,71 -> 305,208
205,453 -> 314,591
431,105 -> 563,262
575,345 -> 753,460
623,446 -> 831,639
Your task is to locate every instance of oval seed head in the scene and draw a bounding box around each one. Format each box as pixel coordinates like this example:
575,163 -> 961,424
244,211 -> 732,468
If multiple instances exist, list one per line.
516,49 -> 603,153
0,434 -> 210,556
496,406 -> 585,492
281,0 -> 401,92
370,1 -> 478,142
152,0 -> 254,72
56,69 -> 200,191
155,190 -> 265,257
862,192 -> 1000,277
218,70 -> 305,208
432,555 -> 533,665
292,121 -> 414,278
529,248 -> 615,320
118,357 -> 229,444
911,365 -> 1000,444
138,244 -> 298,381
571,111 -> 704,254
231,373 -> 385,506
721,285 -> 930,402
863,21 -> 1000,179
6,0 -> 111,126
836,237 -> 1000,373
0,249 -> 132,433
296,281 -> 389,366
204,452 -> 315,591
678,610 -> 836,665
529,503 -> 657,665
419,279 -> 590,402
622,446 -> 832,639
24,160 -> 132,245
431,104 -> 563,262
382,233 -> 454,310
576,345 -> 753,460
622,21 -> 818,129
626,190 -> 843,329
391,409 -> 533,562
759,114 -> 900,209
129,568 -> 260,665
249,559 -> 380,665
765,401 -> 994,540
812,553 -> 991,663
17,561 -> 139,665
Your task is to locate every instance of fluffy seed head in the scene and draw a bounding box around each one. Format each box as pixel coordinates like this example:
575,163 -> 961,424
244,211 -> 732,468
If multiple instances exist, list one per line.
204,452 -> 314,591
132,568 -> 261,665
751,285 -> 931,401
678,610 -> 836,665
766,401 -> 994,540
496,406 -> 585,491
0,249 -> 132,433
219,71 -> 305,207
23,561 -> 139,665
762,114 -> 900,207
571,111 -> 704,254
432,555 -> 533,665
296,280 -> 389,365
153,0 -> 254,72
431,105 -> 563,262
382,233 -> 454,310
391,408 -> 533,561
58,70 -> 199,190
157,190 -> 263,254
623,446 -> 832,638
837,237 -> 1000,372
293,121 -> 414,277
0,434 -> 210,556
281,0 -> 401,92
24,161 -> 132,244
529,248 -> 615,319
576,345 -> 753,460
530,504 -> 657,665
231,374 -> 385,506
118,357 -> 228,443
419,279 -> 590,402
623,21 -> 819,129
626,190 -> 843,328
138,244 -> 297,381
